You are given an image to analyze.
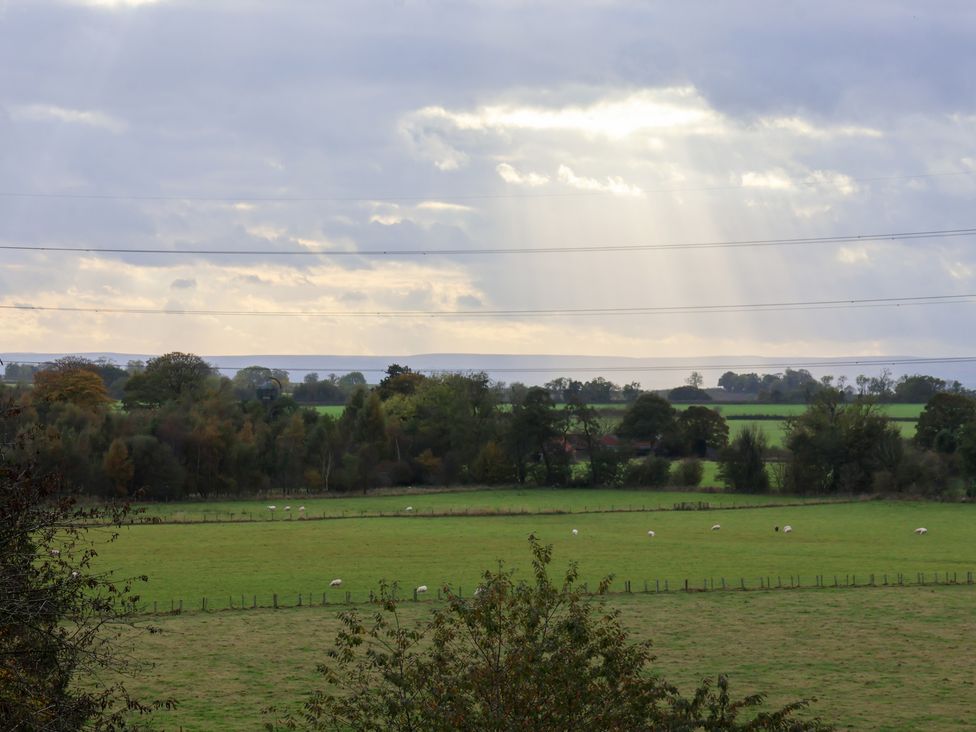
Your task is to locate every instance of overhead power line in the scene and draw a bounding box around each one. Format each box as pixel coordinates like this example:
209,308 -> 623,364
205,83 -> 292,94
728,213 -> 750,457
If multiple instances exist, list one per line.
2,227 -> 975,258
0,168 -> 973,204
2,294 -> 975,319
7,355 -> 976,375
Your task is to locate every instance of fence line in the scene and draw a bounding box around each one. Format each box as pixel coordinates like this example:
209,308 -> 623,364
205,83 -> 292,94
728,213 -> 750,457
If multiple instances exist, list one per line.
120,498 -> 859,526
135,569 -> 975,616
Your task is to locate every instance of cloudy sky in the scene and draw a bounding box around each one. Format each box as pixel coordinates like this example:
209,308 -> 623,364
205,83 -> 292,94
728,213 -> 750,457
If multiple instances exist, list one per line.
2,0 -> 976,369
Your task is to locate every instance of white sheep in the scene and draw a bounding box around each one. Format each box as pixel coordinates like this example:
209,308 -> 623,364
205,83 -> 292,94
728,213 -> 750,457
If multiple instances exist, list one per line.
571,528 -> 578,536
404,506 -> 414,512
330,578 -> 342,587
416,585 -> 428,594
783,525 -> 793,534
298,506 -> 305,512
914,527 -> 928,535
711,524 -> 721,531
284,505 -> 291,511
267,505 -> 276,510
70,571 -> 79,579
50,549 -> 60,557
647,530 -> 655,537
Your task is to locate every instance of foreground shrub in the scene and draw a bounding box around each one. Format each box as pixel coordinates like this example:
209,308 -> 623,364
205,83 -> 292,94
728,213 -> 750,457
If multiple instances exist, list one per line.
268,537 -> 832,731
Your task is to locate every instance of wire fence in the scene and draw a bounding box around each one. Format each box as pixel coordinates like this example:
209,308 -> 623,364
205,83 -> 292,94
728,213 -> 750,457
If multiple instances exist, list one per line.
135,569 -> 976,616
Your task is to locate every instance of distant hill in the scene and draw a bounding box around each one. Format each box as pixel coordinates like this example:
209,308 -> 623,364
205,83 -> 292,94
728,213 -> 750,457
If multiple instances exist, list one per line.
4,352 -> 975,391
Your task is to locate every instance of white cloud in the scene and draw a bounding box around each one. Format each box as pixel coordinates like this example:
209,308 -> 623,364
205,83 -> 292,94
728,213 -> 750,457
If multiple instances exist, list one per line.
413,87 -> 721,140
945,261 -> 973,280
369,214 -> 403,226
759,116 -> 883,139
836,247 -> 871,264
496,163 -> 550,187
557,165 -> 642,197
416,201 -> 474,212
741,170 -> 795,190
806,170 -> 858,196
11,104 -> 127,133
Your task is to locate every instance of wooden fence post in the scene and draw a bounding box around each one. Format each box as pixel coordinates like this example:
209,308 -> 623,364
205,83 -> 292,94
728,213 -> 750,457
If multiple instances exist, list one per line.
273,593 -> 278,609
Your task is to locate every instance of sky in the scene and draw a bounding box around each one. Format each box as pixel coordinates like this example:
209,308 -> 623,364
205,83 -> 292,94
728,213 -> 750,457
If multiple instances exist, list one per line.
2,0 -> 976,375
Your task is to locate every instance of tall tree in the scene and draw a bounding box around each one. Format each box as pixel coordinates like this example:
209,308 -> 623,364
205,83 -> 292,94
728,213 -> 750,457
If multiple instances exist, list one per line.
1,429 -> 173,728
617,393 -> 676,445
915,392 -> 976,453
508,387 -> 559,484
784,390 -> 901,494
123,352 -> 215,408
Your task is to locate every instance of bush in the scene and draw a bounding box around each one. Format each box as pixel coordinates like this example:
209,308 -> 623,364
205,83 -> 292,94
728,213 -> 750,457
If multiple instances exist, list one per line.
671,458 -> 704,487
267,537 -> 832,731
622,455 -> 671,487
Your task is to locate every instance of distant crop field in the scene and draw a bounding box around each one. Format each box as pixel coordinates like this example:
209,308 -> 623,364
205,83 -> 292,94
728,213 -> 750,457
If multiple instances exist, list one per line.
310,404 -> 344,417
677,403 -> 925,420
727,419 -> 789,447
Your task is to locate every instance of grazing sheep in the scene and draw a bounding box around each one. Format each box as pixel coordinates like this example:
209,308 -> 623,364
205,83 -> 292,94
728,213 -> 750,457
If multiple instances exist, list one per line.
914,527 -> 928,535
783,525 -> 793,534
298,506 -> 305,511
711,524 -> 721,531
267,505 -> 276,510
70,571 -> 79,579
571,528 -> 578,536
647,530 -> 656,537
50,549 -> 60,557
284,506 -> 291,511
330,578 -> 342,587
416,585 -> 428,594
405,506 -> 414,512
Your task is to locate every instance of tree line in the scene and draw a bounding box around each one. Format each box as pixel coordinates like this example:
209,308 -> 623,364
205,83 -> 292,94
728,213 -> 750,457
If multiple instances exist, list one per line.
2,352 -> 975,500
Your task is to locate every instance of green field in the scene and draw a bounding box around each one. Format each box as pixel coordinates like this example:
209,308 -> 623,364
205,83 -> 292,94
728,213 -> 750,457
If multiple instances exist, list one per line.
93,491 -> 976,730
118,585 -> 976,731
727,419 -> 917,448
99,499 -> 973,609
131,484 -> 816,522
314,402 -> 925,420
677,403 -> 925,419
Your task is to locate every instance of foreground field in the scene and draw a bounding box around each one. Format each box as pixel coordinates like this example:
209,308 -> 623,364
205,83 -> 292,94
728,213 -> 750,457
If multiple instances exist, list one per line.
98,500 -> 974,608
121,585 -> 976,731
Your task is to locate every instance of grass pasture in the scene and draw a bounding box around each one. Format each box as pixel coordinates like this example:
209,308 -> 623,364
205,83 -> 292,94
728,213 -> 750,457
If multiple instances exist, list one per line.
96,490 -> 976,730
120,585 -> 976,731
131,485 -> 818,522
100,499 -> 974,609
